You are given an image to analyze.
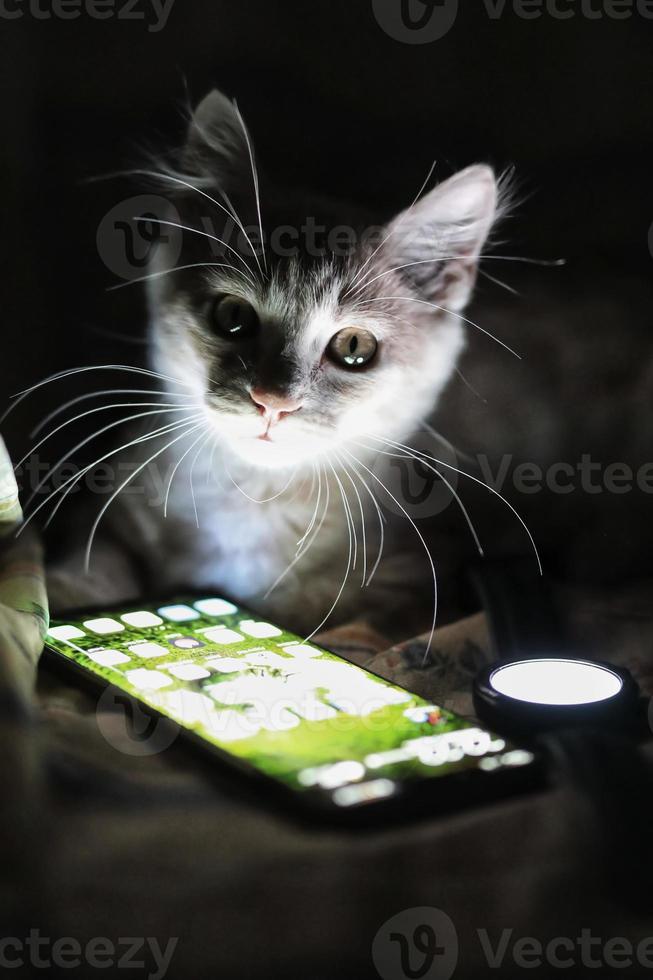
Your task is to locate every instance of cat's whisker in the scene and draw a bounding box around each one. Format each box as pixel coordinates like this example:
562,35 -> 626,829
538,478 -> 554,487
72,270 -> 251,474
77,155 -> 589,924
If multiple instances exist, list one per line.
24,406 -> 198,510
365,432 -> 542,574
359,438 -> 484,559
123,169 -> 265,279
32,388 -> 192,437
420,421 -> 476,468
348,252 -> 563,300
108,262 -> 255,292
354,295 -> 521,359
206,433 -> 223,488
14,401 -> 196,472
327,457 -> 357,572
189,432 -> 212,529
343,160 -> 437,297
347,254 -> 473,300
18,414 -> 202,534
453,367 -> 488,404
163,427 -> 210,518
342,446 -> 438,662
233,101 -> 268,276
296,463 -> 323,552
264,462 -> 324,599
335,450 -> 368,588
84,421 -> 207,571
221,456 -> 296,505
344,452 -> 386,587
43,416 -> 203,531
477,255 -> 565,266
478,268 -> 519,295
132,218 -> 257,287
2,364 -> 194,427
302,463 -> 355,644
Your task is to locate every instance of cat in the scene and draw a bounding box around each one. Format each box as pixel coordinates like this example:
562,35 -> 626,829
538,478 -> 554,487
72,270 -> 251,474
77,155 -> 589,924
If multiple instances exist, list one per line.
41,87 -> 504,641
43,88 -> 653,646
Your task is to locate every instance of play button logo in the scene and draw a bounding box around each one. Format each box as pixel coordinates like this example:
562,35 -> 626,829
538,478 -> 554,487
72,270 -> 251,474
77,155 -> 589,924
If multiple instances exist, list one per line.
372,0 -> 459,43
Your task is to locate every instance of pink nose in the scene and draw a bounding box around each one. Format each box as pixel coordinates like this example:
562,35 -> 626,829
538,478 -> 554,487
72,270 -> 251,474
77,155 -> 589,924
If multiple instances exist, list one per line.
250,388 -> 303,425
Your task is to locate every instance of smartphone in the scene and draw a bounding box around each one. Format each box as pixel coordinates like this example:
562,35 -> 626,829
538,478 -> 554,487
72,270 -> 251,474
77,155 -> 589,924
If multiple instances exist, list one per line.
44,594 -> 542,821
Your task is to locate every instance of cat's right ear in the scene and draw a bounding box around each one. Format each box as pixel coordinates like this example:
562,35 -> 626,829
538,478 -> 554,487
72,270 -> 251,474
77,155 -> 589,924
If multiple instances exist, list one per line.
183,89 -> 251,193
378,165 -> 500,312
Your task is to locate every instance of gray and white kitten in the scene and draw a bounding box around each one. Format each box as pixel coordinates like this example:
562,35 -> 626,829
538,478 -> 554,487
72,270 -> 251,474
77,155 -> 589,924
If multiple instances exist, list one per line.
48,88 -> 503,639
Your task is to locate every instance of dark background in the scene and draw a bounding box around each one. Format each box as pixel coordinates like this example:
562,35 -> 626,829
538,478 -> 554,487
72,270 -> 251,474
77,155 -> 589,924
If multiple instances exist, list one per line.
1,0 -> 652,461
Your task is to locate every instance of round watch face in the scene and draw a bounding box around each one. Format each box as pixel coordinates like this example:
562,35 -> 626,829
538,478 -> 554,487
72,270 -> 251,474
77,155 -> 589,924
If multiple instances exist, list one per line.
473,656 -> 640,738
489,658 -> 623,706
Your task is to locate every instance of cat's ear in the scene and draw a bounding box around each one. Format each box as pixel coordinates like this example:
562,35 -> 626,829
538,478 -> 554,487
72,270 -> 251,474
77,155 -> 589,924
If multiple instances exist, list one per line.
184,89 -> 252,193
382,165 -> 499,311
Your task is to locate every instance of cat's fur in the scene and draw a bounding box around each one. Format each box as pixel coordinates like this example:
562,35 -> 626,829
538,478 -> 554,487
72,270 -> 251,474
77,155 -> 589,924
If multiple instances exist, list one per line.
46,90 -> 653,639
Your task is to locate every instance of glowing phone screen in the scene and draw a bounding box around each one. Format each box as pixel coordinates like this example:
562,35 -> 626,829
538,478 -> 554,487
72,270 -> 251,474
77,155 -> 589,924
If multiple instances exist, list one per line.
46,596 -> 532,808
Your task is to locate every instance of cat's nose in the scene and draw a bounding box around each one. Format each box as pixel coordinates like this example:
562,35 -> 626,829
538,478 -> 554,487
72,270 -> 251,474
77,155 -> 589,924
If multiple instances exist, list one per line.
249,388 -> 303,425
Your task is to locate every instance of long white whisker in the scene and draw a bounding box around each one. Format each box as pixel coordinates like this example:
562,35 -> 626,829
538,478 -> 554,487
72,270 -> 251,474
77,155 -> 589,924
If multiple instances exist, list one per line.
296,463 -> 322,551
300,460 -> 331,561
14,401 -> 195,471
222,457 -> 296,505
354,295 -> 521,359
32,388 -> 192,437
20,414 -> 202,534
233,101 -> 268,275
125,169 -> 265,277
348,254 -> 468,299
264,464 -> 322,600
163,427 -> 208,517
302,466 -> 354,644
343,159 -> 437,296
421,420 -> 476,466
345,453 -> 386,587
327,457 -> 357,572
342,446 -> 438,662
132,218 -> 257,286
84,422 -> 206,570
24,406 -> 197,509
478,268 -> 519,295
189,432 -> 212,528
348,253 -> 563,302
206,434 -> 222,488
366,432 -> 542,574
362,439 -> 484,558
2,363 -> 193,426
335,450 -> 368,587
108,262 -> 255,292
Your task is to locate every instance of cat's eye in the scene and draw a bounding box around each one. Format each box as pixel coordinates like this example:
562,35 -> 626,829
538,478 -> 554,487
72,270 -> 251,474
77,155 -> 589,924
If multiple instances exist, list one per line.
327,327 -> 378,369
211,295 -> 259,340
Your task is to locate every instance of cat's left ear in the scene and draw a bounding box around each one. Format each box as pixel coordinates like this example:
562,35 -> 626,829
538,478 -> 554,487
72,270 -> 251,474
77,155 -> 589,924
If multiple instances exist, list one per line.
382,165 -> 499,311
183,88 -> 255,197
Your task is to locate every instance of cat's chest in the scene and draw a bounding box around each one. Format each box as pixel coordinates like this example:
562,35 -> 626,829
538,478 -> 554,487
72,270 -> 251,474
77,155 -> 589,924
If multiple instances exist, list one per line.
158,460 -> 343,607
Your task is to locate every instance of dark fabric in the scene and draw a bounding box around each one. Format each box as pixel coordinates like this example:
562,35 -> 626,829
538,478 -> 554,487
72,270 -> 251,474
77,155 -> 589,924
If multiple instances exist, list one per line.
10,582 -> 653,979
